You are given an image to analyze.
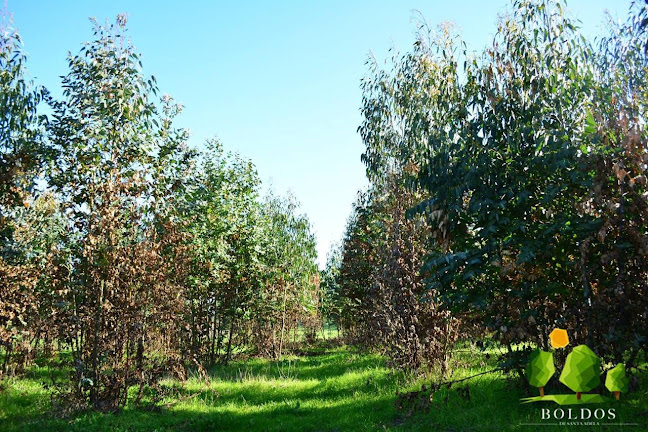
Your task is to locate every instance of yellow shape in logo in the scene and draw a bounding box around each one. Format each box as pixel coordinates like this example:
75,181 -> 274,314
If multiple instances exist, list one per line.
549,328 -> 569,349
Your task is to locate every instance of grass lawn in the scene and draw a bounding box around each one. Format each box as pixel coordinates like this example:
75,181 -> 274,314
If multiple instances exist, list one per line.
1,345 -> 646,432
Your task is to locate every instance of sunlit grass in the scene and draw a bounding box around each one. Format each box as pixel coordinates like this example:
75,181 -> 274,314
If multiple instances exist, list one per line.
1,345 -> 647,432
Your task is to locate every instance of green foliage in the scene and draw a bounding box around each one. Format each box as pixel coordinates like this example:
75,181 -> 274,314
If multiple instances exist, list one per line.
0,25 -> 48,228
178,144 -> 320,364
0,11 -> 324,410
253,191 -> 319,357
179,139 -> 264,364
3,0 -> 648,422
44,15 -> 197,410
0,23 -> 49,378
337,190 -> 382,346
352,0 -> 648,376
319,242 -> 342,327
412,0 -> 600,355
582,2 -> 648,364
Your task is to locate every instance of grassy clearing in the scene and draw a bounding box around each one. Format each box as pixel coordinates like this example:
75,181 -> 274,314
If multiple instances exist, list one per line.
1,345 -> 646,431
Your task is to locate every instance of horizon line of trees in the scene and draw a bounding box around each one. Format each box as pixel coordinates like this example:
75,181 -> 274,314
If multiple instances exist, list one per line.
0,14 -> 320,411
322,0 -> 648,379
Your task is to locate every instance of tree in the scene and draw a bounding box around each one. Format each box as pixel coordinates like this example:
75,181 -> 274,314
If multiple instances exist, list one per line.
181,139 -> 264,365
0,22 -> 48,377
337,191 -> 382,347
0,24 -> 48,221
336,182 -> 460,370
414,0 -> 601,367
253,191 -> 319,358
320,242 -> 342,335
47,15 -> 191,410
582,3 -> 648,366
356,0 -> 648,376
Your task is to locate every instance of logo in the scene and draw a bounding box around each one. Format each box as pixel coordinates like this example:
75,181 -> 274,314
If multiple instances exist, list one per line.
521,328 -> 629,406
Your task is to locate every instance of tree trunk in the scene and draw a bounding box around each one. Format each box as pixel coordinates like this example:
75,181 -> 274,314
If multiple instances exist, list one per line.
209,312 -> 217,365
216,313 -> 222,360
580,239 -> 594,348
90,279 -> 104,407
225,316 -> 235,365
278,282 -> 288,359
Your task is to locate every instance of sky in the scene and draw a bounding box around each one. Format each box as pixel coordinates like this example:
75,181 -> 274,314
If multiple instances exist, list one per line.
8,0 -> 630,267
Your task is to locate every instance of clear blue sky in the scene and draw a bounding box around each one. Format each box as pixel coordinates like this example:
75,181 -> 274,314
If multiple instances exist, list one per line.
9,0 -> 629,267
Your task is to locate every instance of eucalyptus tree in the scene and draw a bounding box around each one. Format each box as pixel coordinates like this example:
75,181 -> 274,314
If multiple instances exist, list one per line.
181,140 -> 265,365
319,242 -> 342,332
253,191 -> 319,358
416,0 -> 648,370
582,5 -> 648,365
10,192 -> 69,357
337,191 -> 382,346
0,26 -> 48,232
358,0 -> 648,375
179,150 -> 319,364
47,15 -> 192,409
378,1 -> 614,378
353,21 -> 467,369
416,0 -> 599,357
336,183 -> 459,370
0,24 -> 48,376
378,177 -> 461,371
359,20 -> 463,190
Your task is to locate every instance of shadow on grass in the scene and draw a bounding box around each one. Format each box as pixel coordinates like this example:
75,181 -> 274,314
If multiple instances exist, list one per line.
161,350 -> 400,411
0,385 -> 51,424
3,349 -> 648,432
167,394 -> 398,432
205,350 -> 386,382
2,349 -> 403,432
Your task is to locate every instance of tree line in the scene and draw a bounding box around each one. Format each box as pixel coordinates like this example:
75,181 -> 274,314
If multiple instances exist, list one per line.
322,0 -> 648,377
0,15 -> 319,410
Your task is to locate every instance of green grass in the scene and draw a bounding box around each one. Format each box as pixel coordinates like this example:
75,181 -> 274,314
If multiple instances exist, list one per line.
1,345 -> 647,432
286,322 -> 340,343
